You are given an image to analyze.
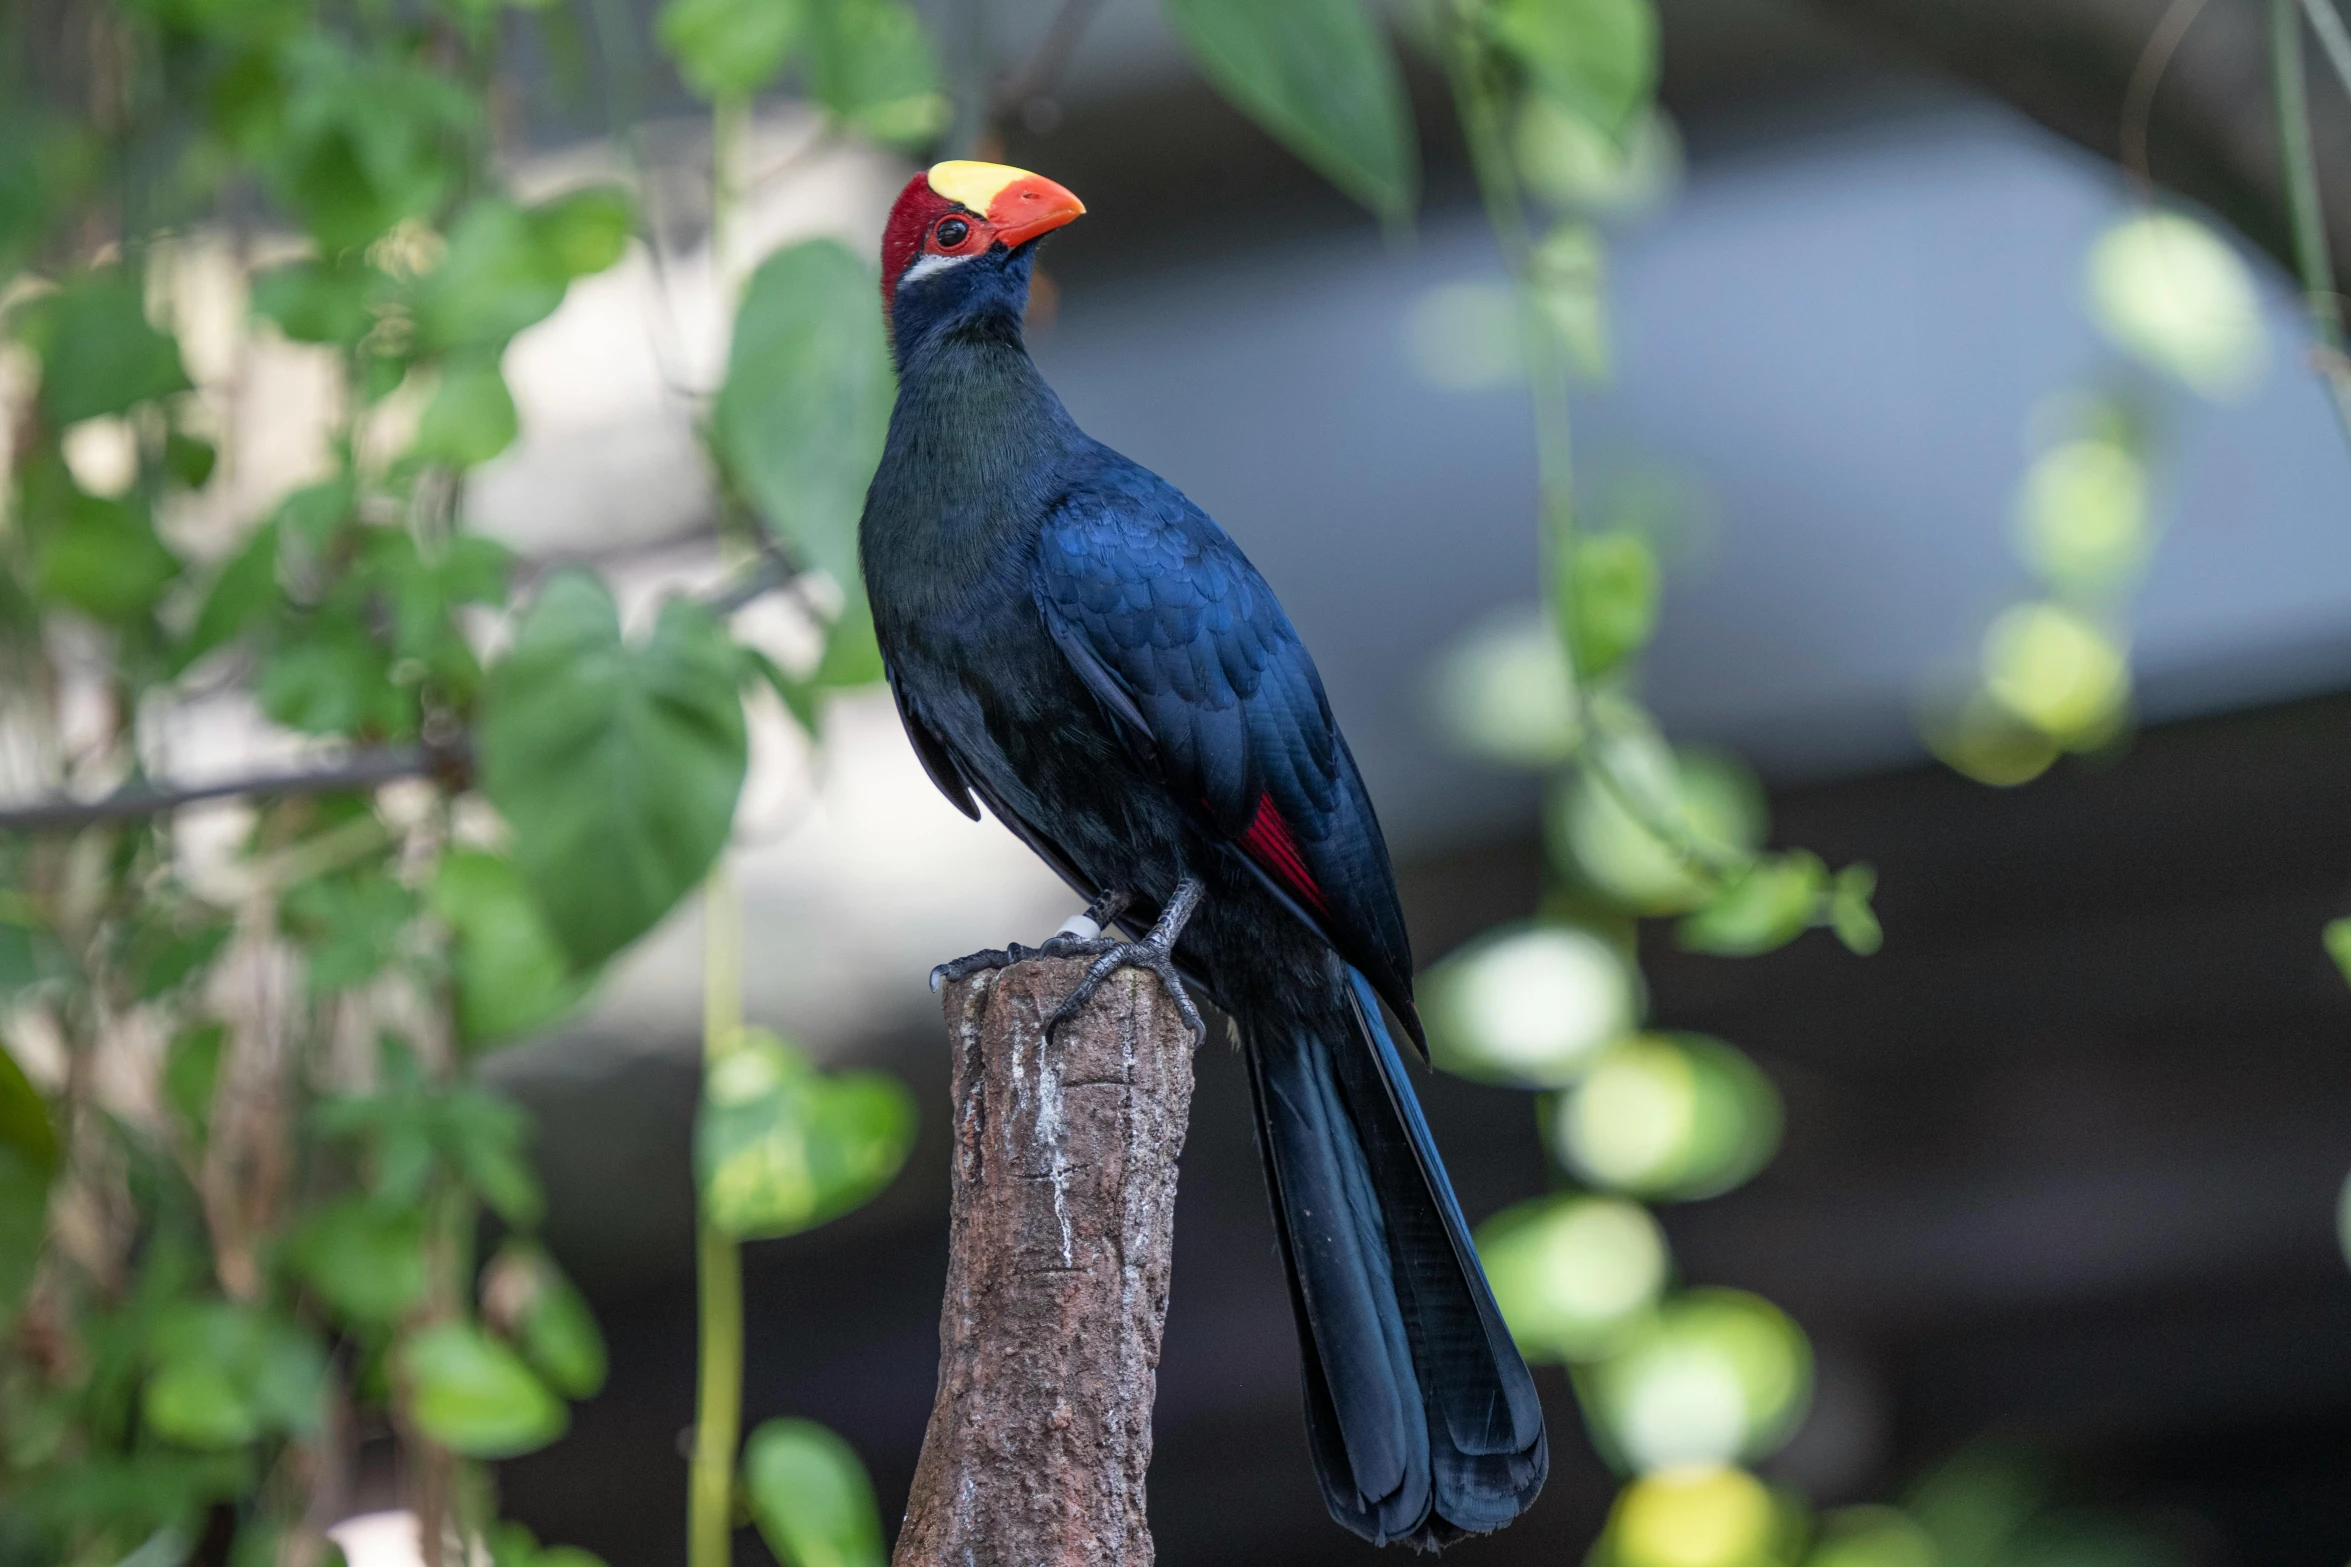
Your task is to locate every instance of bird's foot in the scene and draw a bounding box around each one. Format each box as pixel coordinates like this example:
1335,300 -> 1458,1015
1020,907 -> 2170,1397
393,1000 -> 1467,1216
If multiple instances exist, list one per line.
928,943 -> 1049,993
1044,879 -> 1206,1045
926,891 -> 1136,992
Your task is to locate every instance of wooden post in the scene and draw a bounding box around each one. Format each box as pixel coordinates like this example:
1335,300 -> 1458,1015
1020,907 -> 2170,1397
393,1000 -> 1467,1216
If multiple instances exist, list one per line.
893,957 -> 1198,1567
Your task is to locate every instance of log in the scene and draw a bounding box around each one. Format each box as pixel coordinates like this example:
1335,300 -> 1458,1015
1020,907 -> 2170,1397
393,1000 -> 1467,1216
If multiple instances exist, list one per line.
894,956 -> 1198,1567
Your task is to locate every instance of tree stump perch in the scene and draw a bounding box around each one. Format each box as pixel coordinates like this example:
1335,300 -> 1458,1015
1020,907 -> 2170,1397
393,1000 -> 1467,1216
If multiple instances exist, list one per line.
893,957 -> 1198,1567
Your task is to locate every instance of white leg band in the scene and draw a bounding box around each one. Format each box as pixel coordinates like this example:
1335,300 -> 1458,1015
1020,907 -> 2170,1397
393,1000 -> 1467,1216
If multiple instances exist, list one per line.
1055,912 -> 1102,942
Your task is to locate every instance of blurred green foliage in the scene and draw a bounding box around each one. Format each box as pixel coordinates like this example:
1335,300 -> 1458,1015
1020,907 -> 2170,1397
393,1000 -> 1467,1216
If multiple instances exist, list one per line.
0,0 -> 922,1556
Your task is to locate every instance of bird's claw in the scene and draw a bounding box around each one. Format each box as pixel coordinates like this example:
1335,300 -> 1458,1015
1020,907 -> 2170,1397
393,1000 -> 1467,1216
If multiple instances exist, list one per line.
1043,936 -> 1206,1046
928,943 -> 1046,993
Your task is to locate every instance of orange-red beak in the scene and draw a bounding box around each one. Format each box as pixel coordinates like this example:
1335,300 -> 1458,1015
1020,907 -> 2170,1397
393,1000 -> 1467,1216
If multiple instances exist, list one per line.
984,173 -> 1086,249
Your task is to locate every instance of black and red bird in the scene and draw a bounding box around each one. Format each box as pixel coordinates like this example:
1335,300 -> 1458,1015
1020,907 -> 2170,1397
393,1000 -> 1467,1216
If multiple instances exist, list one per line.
860,160 -> 1546,1548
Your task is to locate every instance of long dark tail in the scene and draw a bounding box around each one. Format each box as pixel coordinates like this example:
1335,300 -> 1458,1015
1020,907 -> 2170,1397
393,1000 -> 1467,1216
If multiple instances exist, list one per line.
1243,961 -> 1547,1549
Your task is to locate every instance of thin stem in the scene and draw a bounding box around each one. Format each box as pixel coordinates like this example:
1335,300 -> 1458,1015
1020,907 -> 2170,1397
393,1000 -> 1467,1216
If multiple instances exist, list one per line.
2272,0 -> 2351,438
688,864 -> 745,1567
1438,20 -> 1581,670
712,93 -> 749,298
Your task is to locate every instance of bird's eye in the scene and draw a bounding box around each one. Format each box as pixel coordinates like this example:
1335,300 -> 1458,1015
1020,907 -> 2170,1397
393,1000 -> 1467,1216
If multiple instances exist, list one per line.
935,217 -> 971,248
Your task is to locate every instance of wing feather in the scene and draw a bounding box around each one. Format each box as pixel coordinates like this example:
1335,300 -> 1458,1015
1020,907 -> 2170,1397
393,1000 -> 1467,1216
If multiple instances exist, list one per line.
1031,459 -> 1417,1021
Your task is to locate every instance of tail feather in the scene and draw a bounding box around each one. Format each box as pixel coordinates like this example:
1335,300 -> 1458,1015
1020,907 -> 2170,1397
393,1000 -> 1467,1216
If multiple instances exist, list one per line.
1244,961 -> 1547,1549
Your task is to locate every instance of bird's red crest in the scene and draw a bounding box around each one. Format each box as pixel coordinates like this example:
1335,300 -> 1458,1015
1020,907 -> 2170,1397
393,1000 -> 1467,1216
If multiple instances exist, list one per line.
880,173 -> 960,307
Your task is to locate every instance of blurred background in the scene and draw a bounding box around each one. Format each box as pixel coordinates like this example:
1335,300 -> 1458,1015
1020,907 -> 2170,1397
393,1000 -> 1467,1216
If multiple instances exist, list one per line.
9,0 -> 2351,1562
467,0 -> 2351,1561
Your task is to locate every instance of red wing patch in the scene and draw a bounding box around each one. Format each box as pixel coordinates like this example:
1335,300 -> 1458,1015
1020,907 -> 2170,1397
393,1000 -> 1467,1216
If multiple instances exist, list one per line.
1238,792 -> 1331,917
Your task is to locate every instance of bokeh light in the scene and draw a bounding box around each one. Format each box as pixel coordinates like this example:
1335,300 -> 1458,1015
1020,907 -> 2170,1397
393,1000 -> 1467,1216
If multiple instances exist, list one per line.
1979,602 -> 2129,743
1514,98 -> 1681,216
1550,1033 -> 1782,1200
1477,1193 -> 1669,1361
1432,613 -> 1584,767
1405,280 -> 1523,390
1426,923 -> 1637,1086
1534,220 -> 1611,379
1925,688 -> 2065,788
2086,211 -> 2268,399
1586,1290 -> 1814,1472
1801,1506 -> 1938,1567
2012,437 -> 2150,590
1606,1465 -> 1784,1567
1553,737 -> 1765,913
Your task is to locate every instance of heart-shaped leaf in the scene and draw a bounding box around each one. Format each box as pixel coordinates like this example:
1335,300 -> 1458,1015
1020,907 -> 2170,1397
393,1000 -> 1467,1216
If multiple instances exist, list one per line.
741,1418 -> 886,1567
480,572 -> 748,969
1162,0 -> 1416,225
712,241 -> 892,595
696,1031 -> 914,1241
430,849 -> 587,1046
401,1322 -> 567,1458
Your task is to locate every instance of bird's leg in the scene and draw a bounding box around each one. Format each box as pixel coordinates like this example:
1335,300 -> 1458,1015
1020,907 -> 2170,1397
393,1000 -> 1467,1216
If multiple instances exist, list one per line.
1038,889 -> 1134,954
1041,876 -> 1206,1045
925,889 -> 1136,992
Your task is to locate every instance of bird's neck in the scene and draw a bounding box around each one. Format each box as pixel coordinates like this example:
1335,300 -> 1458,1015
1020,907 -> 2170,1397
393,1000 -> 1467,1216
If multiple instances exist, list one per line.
891,313 -> 1078,495
864,312 -> 1085,625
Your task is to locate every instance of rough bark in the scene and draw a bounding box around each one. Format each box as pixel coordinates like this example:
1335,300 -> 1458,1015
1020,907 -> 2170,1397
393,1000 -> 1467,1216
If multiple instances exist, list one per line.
893,957 -> 1197,1567
1802,0 -> 2351,294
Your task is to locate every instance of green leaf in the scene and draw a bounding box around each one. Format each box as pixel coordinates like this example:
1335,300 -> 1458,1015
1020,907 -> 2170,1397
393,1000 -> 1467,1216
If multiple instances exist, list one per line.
183,522 -> 281,668
480,572 -> 748,968
438,1087 -> 544,1227
1675,850 -> 1824,957
251,257 -> 379,346
364,528 -> 509,695
20,272 -> 192,425
412,354 -> 520,467
488,1242 -> 607,1399
0,1044 -> 54,1328
712,240 -> 893,593
1161,0 -> 1416,224
430,849 -> 586,1045
131,915 -> 233,999
815,595 -> 885,689
0,1144 -> 47,1332
276,475 -> 357,549
401,1322 -> 567,1458
806,0 -> 949,149
415,198 -> 568,350
658,0 -> 804,100
1564,531 -> 1657,677
0,1043 -> 58,1177
528,186 -> 635,279
145,1304 -> 327,1450
258,618 -> 410,738
290,1198 -> 428,1322
165,429 -> 218,489
282,872 -> 416,994
1485,0 -> 1658,138
697,1031 -> 915,1240
274,42 -> 478,249
748,647 -> 821,734
36,491 -> 181,622
1829,863 -> 1883,957
741,1418 -> 886,1567
163,1024 -> 226,1137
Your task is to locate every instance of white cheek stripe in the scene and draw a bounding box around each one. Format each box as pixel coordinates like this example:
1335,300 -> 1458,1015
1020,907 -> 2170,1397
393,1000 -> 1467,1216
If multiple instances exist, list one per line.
899,251 -> 977,288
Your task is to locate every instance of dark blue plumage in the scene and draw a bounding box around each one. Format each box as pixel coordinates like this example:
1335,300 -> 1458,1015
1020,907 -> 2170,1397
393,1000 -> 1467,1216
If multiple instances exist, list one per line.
861,172 -> 1545,1549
